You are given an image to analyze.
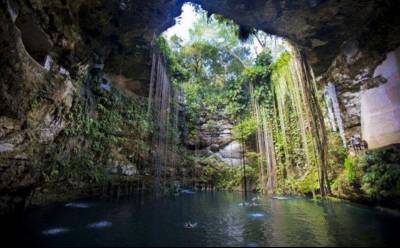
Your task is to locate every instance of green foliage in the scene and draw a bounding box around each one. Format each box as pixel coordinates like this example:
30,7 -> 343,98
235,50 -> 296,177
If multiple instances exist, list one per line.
256,50 -> 273,67
233,117 -> 257,142
240,50 -> 274,104
344,156 -> 359,185
267,50 -> 332,197
161,16 -> 277,191
275,169 -> 319,196
162,11 -> 258,128
359,150 -> 400,199
216,167 -> 243,190
160,10 -> 400,203
224,78 -> 250,118
157,36 -> 188,81
270,51 -> 291,74
42,81 -> 152,187
332,148 -> 400,202
215,163 -> 258,191
327,132 -> 348,170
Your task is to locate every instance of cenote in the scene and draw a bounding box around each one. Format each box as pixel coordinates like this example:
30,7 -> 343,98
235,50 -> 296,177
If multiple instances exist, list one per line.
13,193 -> 400,247
1,1 -> 400,247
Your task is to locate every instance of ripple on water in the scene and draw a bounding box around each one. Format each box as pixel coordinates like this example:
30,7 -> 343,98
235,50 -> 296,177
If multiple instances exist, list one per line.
88,221 -> 112,229
239,202 -> 261,208
65,203 -> 90,209
247,212 -> 269,220
42,228 -> 69,236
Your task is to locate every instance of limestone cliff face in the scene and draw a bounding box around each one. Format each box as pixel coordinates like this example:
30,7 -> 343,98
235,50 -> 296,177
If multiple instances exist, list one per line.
362,48 -> 400,149
320,41 -> 400,147
1,0 -> 400,214
0,1 -> 85,213
184,109 -> 243,167
0,0 -> 149,214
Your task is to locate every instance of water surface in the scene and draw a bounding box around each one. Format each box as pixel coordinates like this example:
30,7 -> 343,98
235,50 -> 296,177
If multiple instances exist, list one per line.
18,192 -> 400,246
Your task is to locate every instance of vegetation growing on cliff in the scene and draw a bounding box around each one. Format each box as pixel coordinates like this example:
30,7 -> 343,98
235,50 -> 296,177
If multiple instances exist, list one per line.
333,147 -> 400,205
30,67 -> 155,203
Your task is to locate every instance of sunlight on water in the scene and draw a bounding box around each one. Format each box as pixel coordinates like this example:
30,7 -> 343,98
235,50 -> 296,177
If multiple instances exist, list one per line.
88,221 -> 112,229
65,203 -> 90,209
247,212 -> 268,220
42,228 -> 69,235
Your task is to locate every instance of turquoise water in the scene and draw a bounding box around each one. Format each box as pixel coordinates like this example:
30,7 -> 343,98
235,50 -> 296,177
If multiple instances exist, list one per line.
17,192 -> 400,246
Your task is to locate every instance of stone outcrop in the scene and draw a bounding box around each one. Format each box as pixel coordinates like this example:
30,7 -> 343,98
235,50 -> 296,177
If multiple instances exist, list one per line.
111,161 -> 138,177
213,141 -> 243,167
184,110 -> 243,167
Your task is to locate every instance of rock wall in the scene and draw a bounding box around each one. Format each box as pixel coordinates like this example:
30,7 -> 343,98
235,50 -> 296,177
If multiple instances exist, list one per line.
0,1 -> 83,213
184,110 -> 243,167
3,0 -> 397,95
361,48 -> 400,149
321,41 -> 400,148
0,0 -> 150,214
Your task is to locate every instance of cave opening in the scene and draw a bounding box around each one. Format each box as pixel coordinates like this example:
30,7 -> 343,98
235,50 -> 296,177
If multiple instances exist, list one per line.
150,2 -> 290,195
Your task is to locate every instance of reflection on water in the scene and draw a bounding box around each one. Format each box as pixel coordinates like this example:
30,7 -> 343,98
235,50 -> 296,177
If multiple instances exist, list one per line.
87,221 -> 112,229
247,212 -> 269,220
18,192 -> 400,246
42,228 -> 69,236
64,203 -> 90,209
272,196 -> 291,200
